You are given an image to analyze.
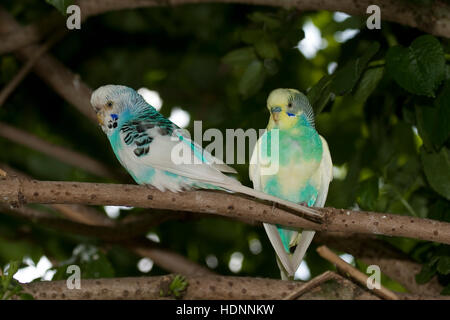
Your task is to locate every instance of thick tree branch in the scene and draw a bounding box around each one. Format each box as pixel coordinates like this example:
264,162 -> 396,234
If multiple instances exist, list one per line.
0,164 -> 116,226
79,0 -> 450,40
1,0 -> 450,56
1,176 -> 449,244
18,272 -> 448,300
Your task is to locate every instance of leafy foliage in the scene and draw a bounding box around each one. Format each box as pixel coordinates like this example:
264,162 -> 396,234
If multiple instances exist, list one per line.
0,261 -> 33,300
159,274 -> 189,299
386,35 -> 445,97
45,0 -> 73,15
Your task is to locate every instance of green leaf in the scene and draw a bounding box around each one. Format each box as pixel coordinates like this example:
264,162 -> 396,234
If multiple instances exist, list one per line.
357,176 -> 379,210
248,12 -> 281,29
331,42 -> 380,95
442,284 -> 450,295
241,29 -> 265,45
307,74 -> 333,115
415,263 -> 436,284
45,0 -> 73,15
263,59 -> 278,75
5,261 -> 20,283
222,47 -> 257,68
428,200 -> 450,222
238,60 -> 265,98
254,38 -> 280,60
437,256 -> 450,275
353,67 -> 384,104
416,82 -> 450,149
421,147 -> 450,200
386,35 -> 445,97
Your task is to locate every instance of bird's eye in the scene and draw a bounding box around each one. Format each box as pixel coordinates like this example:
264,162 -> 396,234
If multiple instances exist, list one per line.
106,101 -> 113,107
287,103 -> 292,108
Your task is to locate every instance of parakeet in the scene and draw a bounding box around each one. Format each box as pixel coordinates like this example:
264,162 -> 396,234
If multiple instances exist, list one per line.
249,88 -> 333,280
90,85 -> 321,222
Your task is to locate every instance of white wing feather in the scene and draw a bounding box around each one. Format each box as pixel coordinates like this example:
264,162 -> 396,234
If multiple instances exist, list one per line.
291,135 -> 333,272
250,133 -> 333,278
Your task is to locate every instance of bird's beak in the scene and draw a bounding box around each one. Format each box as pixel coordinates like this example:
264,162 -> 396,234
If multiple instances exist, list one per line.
271,106 -> 282,122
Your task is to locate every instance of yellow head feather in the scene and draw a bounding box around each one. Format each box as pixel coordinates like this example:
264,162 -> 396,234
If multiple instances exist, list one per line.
266,88 -> 305,130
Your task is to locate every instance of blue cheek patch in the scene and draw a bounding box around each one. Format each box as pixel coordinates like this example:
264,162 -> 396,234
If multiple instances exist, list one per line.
111,114 -> 118,120
286,112 -> 296,117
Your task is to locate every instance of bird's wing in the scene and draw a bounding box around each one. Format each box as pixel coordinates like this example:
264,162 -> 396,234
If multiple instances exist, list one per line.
249,131 -> 295,276
314,135 -> 333,207
175,129 -> 237,174
291,135 -> 333,271
119,120 -> 240,186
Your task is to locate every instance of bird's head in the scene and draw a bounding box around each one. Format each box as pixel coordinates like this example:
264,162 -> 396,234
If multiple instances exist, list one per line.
91,85 -> 145,134
266,88 -> 315,130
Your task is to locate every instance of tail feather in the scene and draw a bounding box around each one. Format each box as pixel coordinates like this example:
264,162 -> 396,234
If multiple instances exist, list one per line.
291,230 -> 315,273
263,223 -> 295,277
217,182 -> 320,280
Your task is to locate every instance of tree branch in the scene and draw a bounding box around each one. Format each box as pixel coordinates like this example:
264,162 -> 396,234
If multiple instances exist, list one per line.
0,29 -> 67,106
1,176 -> 449,244
18,272 -> 448,300
1,204 -> 212,276
0,8 -> 96,122
0,164 -> 116,226
1,0 -> 449,56
0,10 -> 63,55
0,122 -> 116,179
314,232 -> 444,296
316,245 -> 400,300
126,238 -> 214,276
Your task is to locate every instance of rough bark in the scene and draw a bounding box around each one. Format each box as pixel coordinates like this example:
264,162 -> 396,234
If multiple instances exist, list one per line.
1,176 -> 450,244
18,272 -> 449,300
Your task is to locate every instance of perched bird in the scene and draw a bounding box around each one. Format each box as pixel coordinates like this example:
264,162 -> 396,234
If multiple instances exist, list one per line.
249,88 -> 333,280
90,85 -> 321,221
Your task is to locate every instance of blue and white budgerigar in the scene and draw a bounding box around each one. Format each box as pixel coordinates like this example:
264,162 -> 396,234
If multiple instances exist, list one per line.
90,85 -> 322,221
249,88 -> 333,280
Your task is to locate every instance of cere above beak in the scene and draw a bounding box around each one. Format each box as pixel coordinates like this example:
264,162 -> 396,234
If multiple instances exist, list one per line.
271,106 -> 281,122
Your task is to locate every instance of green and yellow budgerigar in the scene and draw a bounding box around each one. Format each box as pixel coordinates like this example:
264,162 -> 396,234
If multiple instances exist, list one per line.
250,88 -> 333,280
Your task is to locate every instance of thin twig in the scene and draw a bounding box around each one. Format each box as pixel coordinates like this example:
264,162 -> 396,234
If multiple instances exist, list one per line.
283,271 -> 338,300
316,245 -> 400,300
314,232 -> 444,296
